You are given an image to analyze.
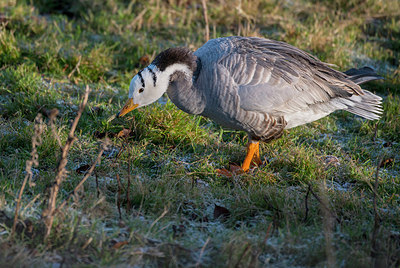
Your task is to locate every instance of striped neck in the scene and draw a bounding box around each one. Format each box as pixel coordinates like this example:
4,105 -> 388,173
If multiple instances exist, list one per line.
126,47 -> 199,109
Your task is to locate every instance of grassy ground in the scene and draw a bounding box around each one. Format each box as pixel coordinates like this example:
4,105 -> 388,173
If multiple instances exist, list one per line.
0,0 -> 399,266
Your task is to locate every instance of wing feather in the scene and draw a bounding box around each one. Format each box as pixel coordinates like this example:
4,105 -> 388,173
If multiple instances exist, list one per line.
218,37 -> 360,117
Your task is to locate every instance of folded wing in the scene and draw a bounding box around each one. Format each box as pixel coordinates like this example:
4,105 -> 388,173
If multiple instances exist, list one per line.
218,37 -> 381,128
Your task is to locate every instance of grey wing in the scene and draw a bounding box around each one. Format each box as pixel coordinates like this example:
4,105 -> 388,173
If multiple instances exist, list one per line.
218,37 -> 362,128
227,53 -> 341,113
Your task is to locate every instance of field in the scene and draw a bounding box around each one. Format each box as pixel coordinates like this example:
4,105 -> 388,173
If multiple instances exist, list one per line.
0,0 -> 399,266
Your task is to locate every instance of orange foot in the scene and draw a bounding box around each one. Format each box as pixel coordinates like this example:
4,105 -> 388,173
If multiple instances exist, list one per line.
216,164 -> 245,177
216,141 -> 263,177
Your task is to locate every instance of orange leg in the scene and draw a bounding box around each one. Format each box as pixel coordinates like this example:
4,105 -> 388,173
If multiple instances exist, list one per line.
253,142 -> 262,166
241,141 -> 260,172
216,141 -> 262,176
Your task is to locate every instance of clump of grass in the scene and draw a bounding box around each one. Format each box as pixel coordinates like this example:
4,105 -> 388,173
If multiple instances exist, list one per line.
11,113 -> 45,237
0,24 -> 21,65
42,86 -> 90,240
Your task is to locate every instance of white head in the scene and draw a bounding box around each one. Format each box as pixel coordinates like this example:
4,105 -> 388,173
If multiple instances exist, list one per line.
118,48 -> 196,117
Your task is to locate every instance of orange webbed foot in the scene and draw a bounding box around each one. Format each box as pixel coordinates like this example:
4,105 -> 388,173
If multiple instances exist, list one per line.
216,164 -> 245,177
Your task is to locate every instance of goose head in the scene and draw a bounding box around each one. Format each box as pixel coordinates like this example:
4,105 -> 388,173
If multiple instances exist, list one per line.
117,47 -> 197,117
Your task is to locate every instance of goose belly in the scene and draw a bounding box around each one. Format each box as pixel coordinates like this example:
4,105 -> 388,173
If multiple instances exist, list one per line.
283,110 -> 333,129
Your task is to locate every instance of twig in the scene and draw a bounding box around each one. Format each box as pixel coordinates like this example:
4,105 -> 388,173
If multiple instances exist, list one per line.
373,158 -> 382,223
114,115 -> 136,161
195,237 -> 210,268
12,114 -> 45,237
21,193 -> 41,215
201,0 -> 209,41
263,222 -> 273,245
42,85 -> 90,240
81,237 -> 93,250
57,139 -> 110,212
319,182 -> 336,268
234,243 -> 251,268
126,162 -> 131,214
113,116 -> 136,217
95,172 -> 100,198
68,55 -> 81,79
146,207 -> 168,236
137,179 -> 145,217
115,142 -> 128,160
116,174 -> 122,221
303,185 -> 311,222
68,86 -> 90,137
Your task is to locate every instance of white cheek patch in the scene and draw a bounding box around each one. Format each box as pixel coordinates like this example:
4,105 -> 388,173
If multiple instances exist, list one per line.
164,63 -> 192,78
128,76 -> 140,98
142,63 -> 192,90
154,63 -> 192,90
128,63 -> 193,108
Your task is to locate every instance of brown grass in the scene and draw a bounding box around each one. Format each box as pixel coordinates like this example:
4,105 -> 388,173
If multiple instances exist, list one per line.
42,85 -> 90,240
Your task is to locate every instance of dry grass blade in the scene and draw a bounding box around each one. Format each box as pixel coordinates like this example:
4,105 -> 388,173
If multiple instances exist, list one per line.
307,183 -> 341,224
68,85 -> 90,137
114,116 -> 136,161
116,173 -> 122,220
48,108 -> 62,147
42,85 -> 90,241
81,237 -> 93,250
371,157 -> 383,266
234,243 -> 251,268
319,182 -> 336,268
126,162 -> 131,214
68,55 -> 81,79
201,0 -> 209,41
57,138 -> 110,212
12,114 -> 45,237
146,207 -> 168,236
303,185 -> 311,223
263,222 -> 273,245
21,193 -> 41,215
95,172 -> 100,198
195,237 -> 210,268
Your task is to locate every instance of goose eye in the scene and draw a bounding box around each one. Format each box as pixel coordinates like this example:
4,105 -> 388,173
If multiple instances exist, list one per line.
139,88 -> 144,93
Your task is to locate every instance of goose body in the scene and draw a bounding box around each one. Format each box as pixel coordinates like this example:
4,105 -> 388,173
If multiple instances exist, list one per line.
118,36 -> 382,172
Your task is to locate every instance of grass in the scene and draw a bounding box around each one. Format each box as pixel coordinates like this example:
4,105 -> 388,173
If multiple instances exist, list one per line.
0,0 -> 399,266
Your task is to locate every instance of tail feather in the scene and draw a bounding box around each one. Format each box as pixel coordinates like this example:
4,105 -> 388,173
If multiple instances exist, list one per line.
339,67 -> 383,120
337,89 -> 383,120
344,66 -> 383,85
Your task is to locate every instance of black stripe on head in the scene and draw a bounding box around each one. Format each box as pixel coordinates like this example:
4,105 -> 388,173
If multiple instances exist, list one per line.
147,67 -> 157,87
152,47 -> 197,72
137,70 -> 145,88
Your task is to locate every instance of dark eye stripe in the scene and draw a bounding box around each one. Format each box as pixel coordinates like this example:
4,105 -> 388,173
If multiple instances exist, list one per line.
137,71 -> 145,88
147,67 -> 157,87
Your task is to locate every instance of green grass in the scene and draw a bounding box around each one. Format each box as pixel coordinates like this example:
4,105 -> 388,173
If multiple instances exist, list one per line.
0,0 -> 399,266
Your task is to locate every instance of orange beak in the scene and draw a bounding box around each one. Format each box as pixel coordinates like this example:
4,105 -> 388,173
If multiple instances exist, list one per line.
117,99 -> 139,117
